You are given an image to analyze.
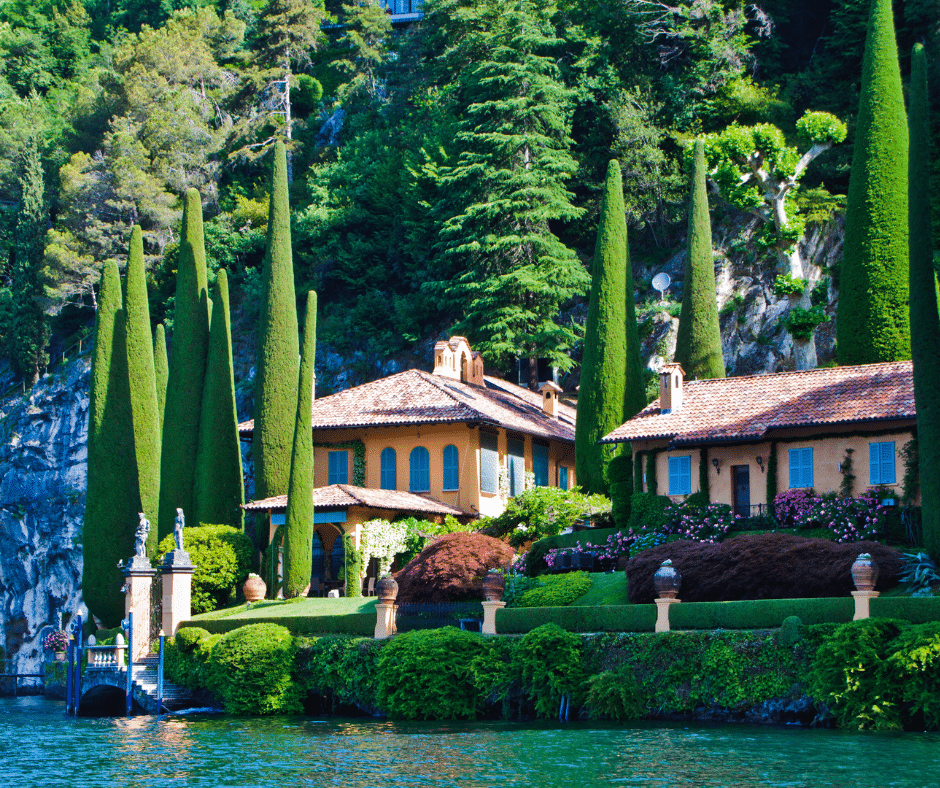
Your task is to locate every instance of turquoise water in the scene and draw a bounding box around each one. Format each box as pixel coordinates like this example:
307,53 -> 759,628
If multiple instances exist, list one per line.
3,696 -> 939,787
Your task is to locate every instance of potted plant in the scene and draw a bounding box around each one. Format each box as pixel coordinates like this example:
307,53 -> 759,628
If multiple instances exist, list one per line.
243,573 -> 267,602
43,630 -> 69,661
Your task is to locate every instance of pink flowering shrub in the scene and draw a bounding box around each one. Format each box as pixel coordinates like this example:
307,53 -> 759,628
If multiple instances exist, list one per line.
806,494 -> 887,542
664,502 -> 736,543
773,489 -> 820,525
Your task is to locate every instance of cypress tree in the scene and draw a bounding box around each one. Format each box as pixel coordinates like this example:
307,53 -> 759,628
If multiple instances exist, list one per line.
575,160 -> 627,495
154,323 -> 168,430
836,0 -> 910,364
674,140 -> 725,380
254,140 -> 300,502
82,262 -> 140,626
123,225 -> 161,553
194,269 -> 245,530
283,291 -> 317,597
624,228 -> 646,423
908,44 -> 940,558
158,189 -> 211,540
609,453 -> 633,529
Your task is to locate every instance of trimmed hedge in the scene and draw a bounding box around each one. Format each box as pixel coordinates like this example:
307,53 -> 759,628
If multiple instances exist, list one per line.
670,598 -> 854,629
497,605 -> 658,634
870,596 -> 940,623
180,613 -> 376,637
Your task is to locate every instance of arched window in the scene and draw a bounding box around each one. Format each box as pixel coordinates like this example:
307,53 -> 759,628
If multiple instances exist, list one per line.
443,445 -> 459,490
380,447 -> 397,490
409,446 -> 430,492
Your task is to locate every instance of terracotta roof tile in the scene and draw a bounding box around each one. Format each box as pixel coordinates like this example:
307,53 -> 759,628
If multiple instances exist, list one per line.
239,370 -> 576,442
602,361 -> 914,446
242,484 -> 469,517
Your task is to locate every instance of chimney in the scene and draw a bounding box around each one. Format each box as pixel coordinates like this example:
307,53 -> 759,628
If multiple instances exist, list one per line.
539,381 -> 563,419
659,363 -> 685,413
433,337 -> 484,386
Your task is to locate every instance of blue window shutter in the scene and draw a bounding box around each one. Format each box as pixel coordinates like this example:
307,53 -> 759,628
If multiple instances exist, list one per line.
668,457 -> 680,495
869,443 -> 880,485
789,448 -> 800,488
559,466 -> 568,491
882,442 -> 896,484
380,447 -> 396,490
480,432 -> 498,493
328,451 -> 349,485
802,448 -> 813,488
409,447 -> 430,492
683,456 -> 692,494
533,443 -> 549,487
443,445 -> 459,490
508,438 -> 525,497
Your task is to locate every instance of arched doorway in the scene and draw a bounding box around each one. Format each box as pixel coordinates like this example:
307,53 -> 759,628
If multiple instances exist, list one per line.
308,523 -> 346,595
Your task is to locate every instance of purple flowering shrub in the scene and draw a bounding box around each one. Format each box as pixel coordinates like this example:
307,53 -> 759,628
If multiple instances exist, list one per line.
807,494 -> 887,542
664,502 -> 736,543
773,489 -> 819,525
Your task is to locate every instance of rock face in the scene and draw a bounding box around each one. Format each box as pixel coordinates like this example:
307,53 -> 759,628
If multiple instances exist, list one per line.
0,357 -> 88,685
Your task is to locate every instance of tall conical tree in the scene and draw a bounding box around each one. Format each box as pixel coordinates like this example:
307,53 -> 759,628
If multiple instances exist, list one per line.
283,291 -> 317,597
194,269 -> 245,529
908,43 -> 940,559
154,323 -> 168,431
836,0 -> 910,364
82,262 -> 140,626
624,230 -> 646,423
675,141 -> 725,380
158,189 -> 211,540
254,140 -> 300,503
575,161 -> 627,495
124,225 -> 161,553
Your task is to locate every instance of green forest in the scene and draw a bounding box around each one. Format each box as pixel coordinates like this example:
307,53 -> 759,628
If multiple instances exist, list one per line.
0,0 -> 937,387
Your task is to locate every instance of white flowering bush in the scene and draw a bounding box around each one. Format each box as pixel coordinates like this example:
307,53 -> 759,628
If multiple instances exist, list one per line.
360,519 -> 410,575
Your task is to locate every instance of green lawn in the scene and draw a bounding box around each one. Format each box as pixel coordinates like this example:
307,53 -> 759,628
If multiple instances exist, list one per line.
192,596 -> 378,621
573,572 -> 629,606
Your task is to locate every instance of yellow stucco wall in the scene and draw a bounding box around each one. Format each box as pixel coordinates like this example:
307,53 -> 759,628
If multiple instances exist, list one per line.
310,423 -> 575,518
633,421 -> 916,507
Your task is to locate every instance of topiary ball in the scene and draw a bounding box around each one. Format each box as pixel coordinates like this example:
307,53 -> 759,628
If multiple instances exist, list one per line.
778,615 -> 803,647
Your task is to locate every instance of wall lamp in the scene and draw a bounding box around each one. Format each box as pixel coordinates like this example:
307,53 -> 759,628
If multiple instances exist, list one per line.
711,457 -> 720,474
756,456 -> 764,473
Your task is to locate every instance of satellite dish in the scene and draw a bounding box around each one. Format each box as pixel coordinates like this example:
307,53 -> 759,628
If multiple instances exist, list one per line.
652,272 -> 671,302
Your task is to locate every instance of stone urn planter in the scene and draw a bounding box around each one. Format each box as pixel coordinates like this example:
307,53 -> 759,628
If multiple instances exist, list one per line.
376,575 -> 399,604
483,570 -> 506,602
851,554 -> 879,591
54,651 -> 66,662
243,573 -> 267,602
653,560 -> 681,599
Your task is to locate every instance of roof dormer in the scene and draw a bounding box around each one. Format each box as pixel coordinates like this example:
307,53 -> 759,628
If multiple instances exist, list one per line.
659,363 -> 685,414
433,336 -> 484,386
539,381 -> 563,419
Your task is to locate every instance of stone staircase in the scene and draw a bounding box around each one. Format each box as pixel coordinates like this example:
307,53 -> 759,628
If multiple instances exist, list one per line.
131,655 -> 197,713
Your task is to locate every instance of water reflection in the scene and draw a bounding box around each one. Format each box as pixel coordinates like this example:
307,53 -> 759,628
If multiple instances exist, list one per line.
2,697 -> 939,788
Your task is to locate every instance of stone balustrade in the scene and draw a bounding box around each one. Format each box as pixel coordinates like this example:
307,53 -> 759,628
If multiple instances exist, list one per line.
85,635 -> 126,669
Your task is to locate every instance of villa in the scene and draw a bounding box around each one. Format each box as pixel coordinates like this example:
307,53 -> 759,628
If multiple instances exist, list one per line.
601,361 -> 916,517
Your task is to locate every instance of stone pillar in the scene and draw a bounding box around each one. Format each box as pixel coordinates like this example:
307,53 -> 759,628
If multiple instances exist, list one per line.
374,603 -> 397,640
481,600 -> 506,635
655,598 -> 680,633
161,548 -> 195,636
852,590 -> 879,621
123,558 -> 156,662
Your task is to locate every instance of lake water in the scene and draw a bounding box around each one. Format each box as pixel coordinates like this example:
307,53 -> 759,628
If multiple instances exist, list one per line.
3,696 -> 939,788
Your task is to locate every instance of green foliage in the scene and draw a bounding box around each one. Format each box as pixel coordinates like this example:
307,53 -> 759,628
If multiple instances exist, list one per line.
159,188 -> 210,541
515,624 -> 584,717
342,533 -> 363,598
82,261 -> 139,626
295,635 -> 382,713
626,492 -> 672,533
576,160 -> 627,495
839,448 -> 855,498
882,622 -> 940,729
836,0 -> 910,365
674,140 -> 724,381
795,111 -> 849,144
773,273 -> 808,297
585,663 -> 645,721
481,487 -> 610,547
781,306 -> 830,341
156,524 -> 253,613
190,612 -> 377,637
265,523 -> 283,597
153,324 -> 168,431
515,572 -> 593,608
645,451 -> 657,494
778,615 -> 803,647
908,43 -> 940,561
165,626 -> 219,691
609,453 -> 633,529
283,291 -> 317,597
377,628 -> 489,720
193,270 -> 244,530
899,552 -> 940,597
207,623 -> 302,715
253,140 -> 299,501
766,441 -> 778,507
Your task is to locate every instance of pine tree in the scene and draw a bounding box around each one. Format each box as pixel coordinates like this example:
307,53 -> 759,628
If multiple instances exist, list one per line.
123,225 -> 161,553
254,140 -> 300,502
575,160 -> 627,495
9,137 -> 50,386
836,0 -> 910,364
674,140 -> 725,380
283,291 -> 317,598
435,0 -> 590,378
194,270 -> 245,530
908,44 -> 940,558
154,323 -> 168,430
82,262 -> 140,626
158,189 -> 210,540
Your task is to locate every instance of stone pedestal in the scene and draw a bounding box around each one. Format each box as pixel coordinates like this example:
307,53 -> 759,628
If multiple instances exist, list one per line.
161,550 -> 195,636
852,590 -> 879,621
374,602 -> 397,640
481,600 -> 506,635
123,559 -> 156,661
655,597 -> 680,633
